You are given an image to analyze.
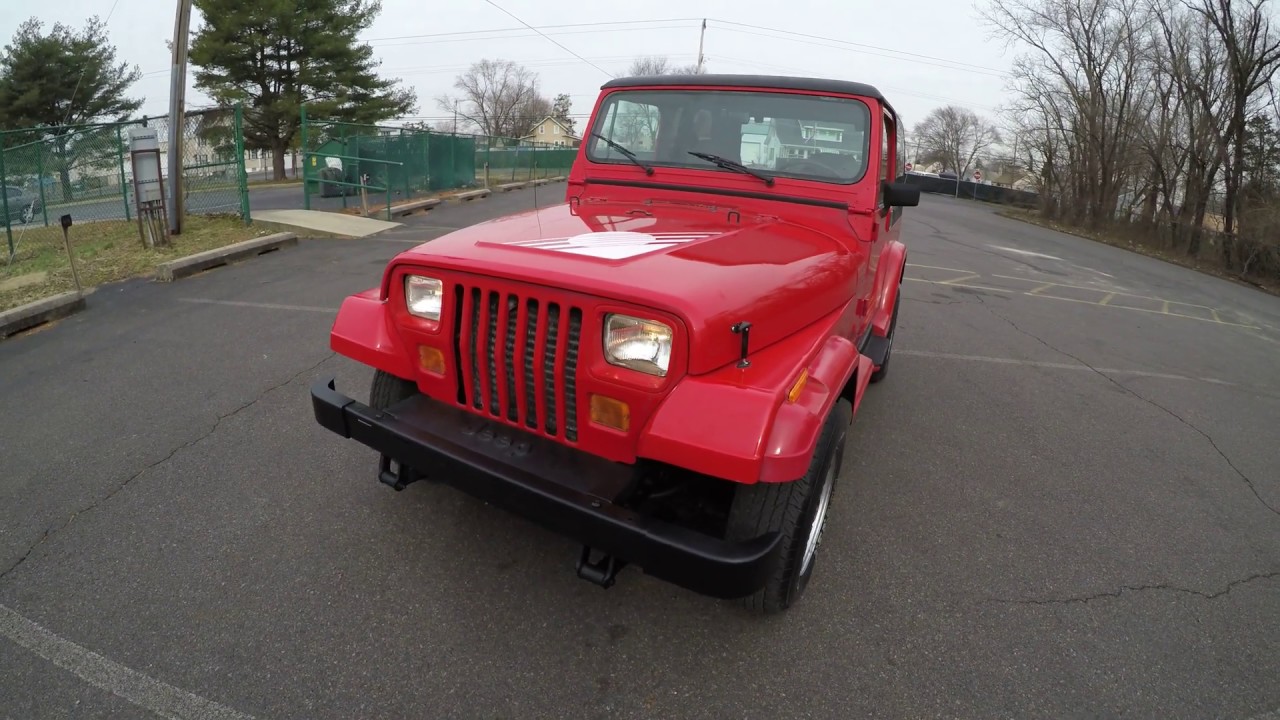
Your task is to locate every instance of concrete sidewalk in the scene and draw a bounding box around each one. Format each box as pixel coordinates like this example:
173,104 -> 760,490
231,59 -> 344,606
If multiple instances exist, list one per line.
252,209 -> 401,239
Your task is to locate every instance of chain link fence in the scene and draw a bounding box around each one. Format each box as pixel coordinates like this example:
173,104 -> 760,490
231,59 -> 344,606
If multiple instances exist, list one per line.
1,105 -> 250,260
300,111 -> 577,217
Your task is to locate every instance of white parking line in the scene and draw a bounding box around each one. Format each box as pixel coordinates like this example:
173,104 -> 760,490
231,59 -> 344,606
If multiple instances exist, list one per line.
896,350 -> 1235,385
179,298 -> 336,313
0,604 -> 257,720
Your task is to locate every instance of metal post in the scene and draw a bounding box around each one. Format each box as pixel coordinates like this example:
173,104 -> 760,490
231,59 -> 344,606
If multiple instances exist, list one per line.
117,125 -> 130,221
60,217 -> 83,293
166,0 -> 193,234
235,104 -> 250,223
695,19 -> 706,73
1,147 -> 13,260
300,104 -> 310,210
37,150 -> 49,227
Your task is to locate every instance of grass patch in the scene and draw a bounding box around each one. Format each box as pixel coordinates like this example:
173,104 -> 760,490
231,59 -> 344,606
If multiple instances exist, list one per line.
996,208 -> 1280,298
2,214 -> 272,312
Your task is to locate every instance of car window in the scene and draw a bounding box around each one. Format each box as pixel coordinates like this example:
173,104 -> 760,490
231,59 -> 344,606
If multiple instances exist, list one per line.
587,89 -> 872,184
592,98 -> 662,161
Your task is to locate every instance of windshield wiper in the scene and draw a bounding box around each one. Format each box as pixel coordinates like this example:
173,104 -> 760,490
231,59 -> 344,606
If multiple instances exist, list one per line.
591,133 -> 654,175
687,151 -> 775,186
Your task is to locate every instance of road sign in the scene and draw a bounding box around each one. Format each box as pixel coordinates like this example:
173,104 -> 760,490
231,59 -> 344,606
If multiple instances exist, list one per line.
905,162 -> 913,172
973,170 -> 983,182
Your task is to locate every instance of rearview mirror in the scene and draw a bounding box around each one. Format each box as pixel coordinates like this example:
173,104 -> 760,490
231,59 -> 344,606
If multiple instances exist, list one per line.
883,182 -> 920,207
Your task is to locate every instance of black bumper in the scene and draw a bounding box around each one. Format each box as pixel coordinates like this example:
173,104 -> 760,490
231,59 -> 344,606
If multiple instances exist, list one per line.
310,377 -> 781,599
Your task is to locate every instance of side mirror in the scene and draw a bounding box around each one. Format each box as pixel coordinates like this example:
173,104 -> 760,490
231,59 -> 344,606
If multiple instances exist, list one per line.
883,181 -> 920,208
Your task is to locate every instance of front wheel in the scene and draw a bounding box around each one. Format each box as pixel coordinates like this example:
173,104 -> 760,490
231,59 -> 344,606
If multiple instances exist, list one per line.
369,370 -> 421,484
725,397 -> 853,614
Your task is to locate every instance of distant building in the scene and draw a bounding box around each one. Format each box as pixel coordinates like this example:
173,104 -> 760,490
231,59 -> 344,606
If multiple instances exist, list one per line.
520,116 -> 580,147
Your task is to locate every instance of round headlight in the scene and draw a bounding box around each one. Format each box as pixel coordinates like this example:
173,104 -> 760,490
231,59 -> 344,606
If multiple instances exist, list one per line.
604,314 -> 673,376
405,275 -> 443,320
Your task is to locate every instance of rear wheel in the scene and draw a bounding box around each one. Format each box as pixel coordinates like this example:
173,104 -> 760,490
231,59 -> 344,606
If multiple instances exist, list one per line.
725,397 -> 852,614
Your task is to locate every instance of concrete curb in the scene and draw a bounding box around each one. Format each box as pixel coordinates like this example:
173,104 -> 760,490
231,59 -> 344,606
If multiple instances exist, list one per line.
154,232 -> 299,282
496,182 -> 528,192
454,189 -> 492,202
0,291 -> 86,340
387,197 -> 442,218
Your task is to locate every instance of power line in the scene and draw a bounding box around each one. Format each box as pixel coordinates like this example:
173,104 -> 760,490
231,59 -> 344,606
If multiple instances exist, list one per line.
479,0 -> 614,78
708,19 -> 1010,76
371,23 -> 700,49
711,55 -> 1002,113
366,18 -> 702,44
706,22 -> 1010,79
62,0 -> 124,126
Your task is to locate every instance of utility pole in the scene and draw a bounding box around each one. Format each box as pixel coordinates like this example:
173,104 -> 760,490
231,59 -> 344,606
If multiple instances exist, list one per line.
695,19 -> 706,73
167,0 -> 193,235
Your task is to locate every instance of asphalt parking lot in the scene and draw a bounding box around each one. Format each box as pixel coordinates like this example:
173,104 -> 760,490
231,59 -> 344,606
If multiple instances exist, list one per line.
1,188 -> 1277,719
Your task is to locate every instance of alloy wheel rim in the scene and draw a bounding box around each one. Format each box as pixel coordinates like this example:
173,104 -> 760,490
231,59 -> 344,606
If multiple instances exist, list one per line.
801,458 -> 837,574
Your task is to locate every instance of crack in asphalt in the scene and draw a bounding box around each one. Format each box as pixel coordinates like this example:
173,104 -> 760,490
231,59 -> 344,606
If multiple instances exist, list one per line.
973,295 -> 1280,518
990,571 -> 1280,606
0,352 -> 337,583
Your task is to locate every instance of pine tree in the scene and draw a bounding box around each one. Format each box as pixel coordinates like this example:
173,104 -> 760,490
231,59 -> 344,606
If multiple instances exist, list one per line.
189,0 -> 416,179
551,93 -> 575,136
0,17 -> 142,201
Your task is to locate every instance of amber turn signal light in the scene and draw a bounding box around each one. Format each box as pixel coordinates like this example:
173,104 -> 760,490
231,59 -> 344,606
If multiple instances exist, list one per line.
787,369 -> 809,403
418,345 -> 446,375
589,394 -> 631,432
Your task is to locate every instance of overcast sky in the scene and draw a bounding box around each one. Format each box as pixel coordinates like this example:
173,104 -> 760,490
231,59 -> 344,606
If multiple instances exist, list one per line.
2,0 -> 1016,132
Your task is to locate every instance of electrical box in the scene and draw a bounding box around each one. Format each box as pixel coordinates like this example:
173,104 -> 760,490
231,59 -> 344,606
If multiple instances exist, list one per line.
129,127 -> 165,204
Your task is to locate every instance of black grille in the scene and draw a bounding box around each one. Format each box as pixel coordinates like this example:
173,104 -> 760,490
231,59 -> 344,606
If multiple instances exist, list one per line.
454,284 -> 581,441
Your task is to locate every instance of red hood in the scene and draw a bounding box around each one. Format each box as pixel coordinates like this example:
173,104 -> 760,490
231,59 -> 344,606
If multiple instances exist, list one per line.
392,200 -> 858,375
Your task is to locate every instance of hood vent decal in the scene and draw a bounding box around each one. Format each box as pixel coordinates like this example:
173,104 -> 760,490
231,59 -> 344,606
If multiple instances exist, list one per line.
506,231 -> 716,260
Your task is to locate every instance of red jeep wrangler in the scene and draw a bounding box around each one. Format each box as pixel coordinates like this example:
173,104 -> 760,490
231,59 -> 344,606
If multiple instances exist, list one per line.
312,74 -> 919,613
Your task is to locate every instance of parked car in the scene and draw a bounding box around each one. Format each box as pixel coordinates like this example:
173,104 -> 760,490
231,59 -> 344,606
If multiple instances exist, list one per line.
2,186 -> 42,225
310,73 -> 920,613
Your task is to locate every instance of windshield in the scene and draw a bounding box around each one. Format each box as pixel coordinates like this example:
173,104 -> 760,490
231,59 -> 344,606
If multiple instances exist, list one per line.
585,89 -> 872,184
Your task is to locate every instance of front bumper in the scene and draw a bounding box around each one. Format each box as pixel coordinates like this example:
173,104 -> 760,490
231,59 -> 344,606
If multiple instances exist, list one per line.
310,377 -> 782,599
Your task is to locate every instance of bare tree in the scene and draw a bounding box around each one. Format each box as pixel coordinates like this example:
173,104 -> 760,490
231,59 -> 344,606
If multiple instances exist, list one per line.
1184,0 -> 1280,257
913,105 -> 1002,180
436,59 -> 552,139
982,0 -> 1280,283
984,0 -> 1152,228
625,55 -> 703,76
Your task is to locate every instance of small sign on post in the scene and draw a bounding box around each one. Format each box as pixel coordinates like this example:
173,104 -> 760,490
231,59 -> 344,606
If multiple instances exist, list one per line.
59,214 -> 83,293
973,170 -> 983,182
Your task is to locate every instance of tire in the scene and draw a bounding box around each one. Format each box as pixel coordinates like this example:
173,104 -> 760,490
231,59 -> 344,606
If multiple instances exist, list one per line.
369,370 -> 420,478
869,291 -> 900,384
725,397 -> 853,614
20,204 -> 33,225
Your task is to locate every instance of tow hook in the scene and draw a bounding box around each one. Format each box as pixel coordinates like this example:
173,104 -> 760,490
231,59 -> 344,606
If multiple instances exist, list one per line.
576,546 -> 628,589
378,454 -> 422,491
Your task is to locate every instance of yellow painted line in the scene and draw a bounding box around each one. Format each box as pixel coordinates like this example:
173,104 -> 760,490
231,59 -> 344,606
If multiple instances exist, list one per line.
940,274 -> 982,285
1161,300 -> 1171,314
1211,308 -> 1221,323
1099,292 -> 1116,306
905,278 -> 1012,294
906,262 -> 975,274
908,276 -> 1261,329
989,274 -> 1216,310
1027,293 -> 1260,328
1027,282 -> 1056,295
